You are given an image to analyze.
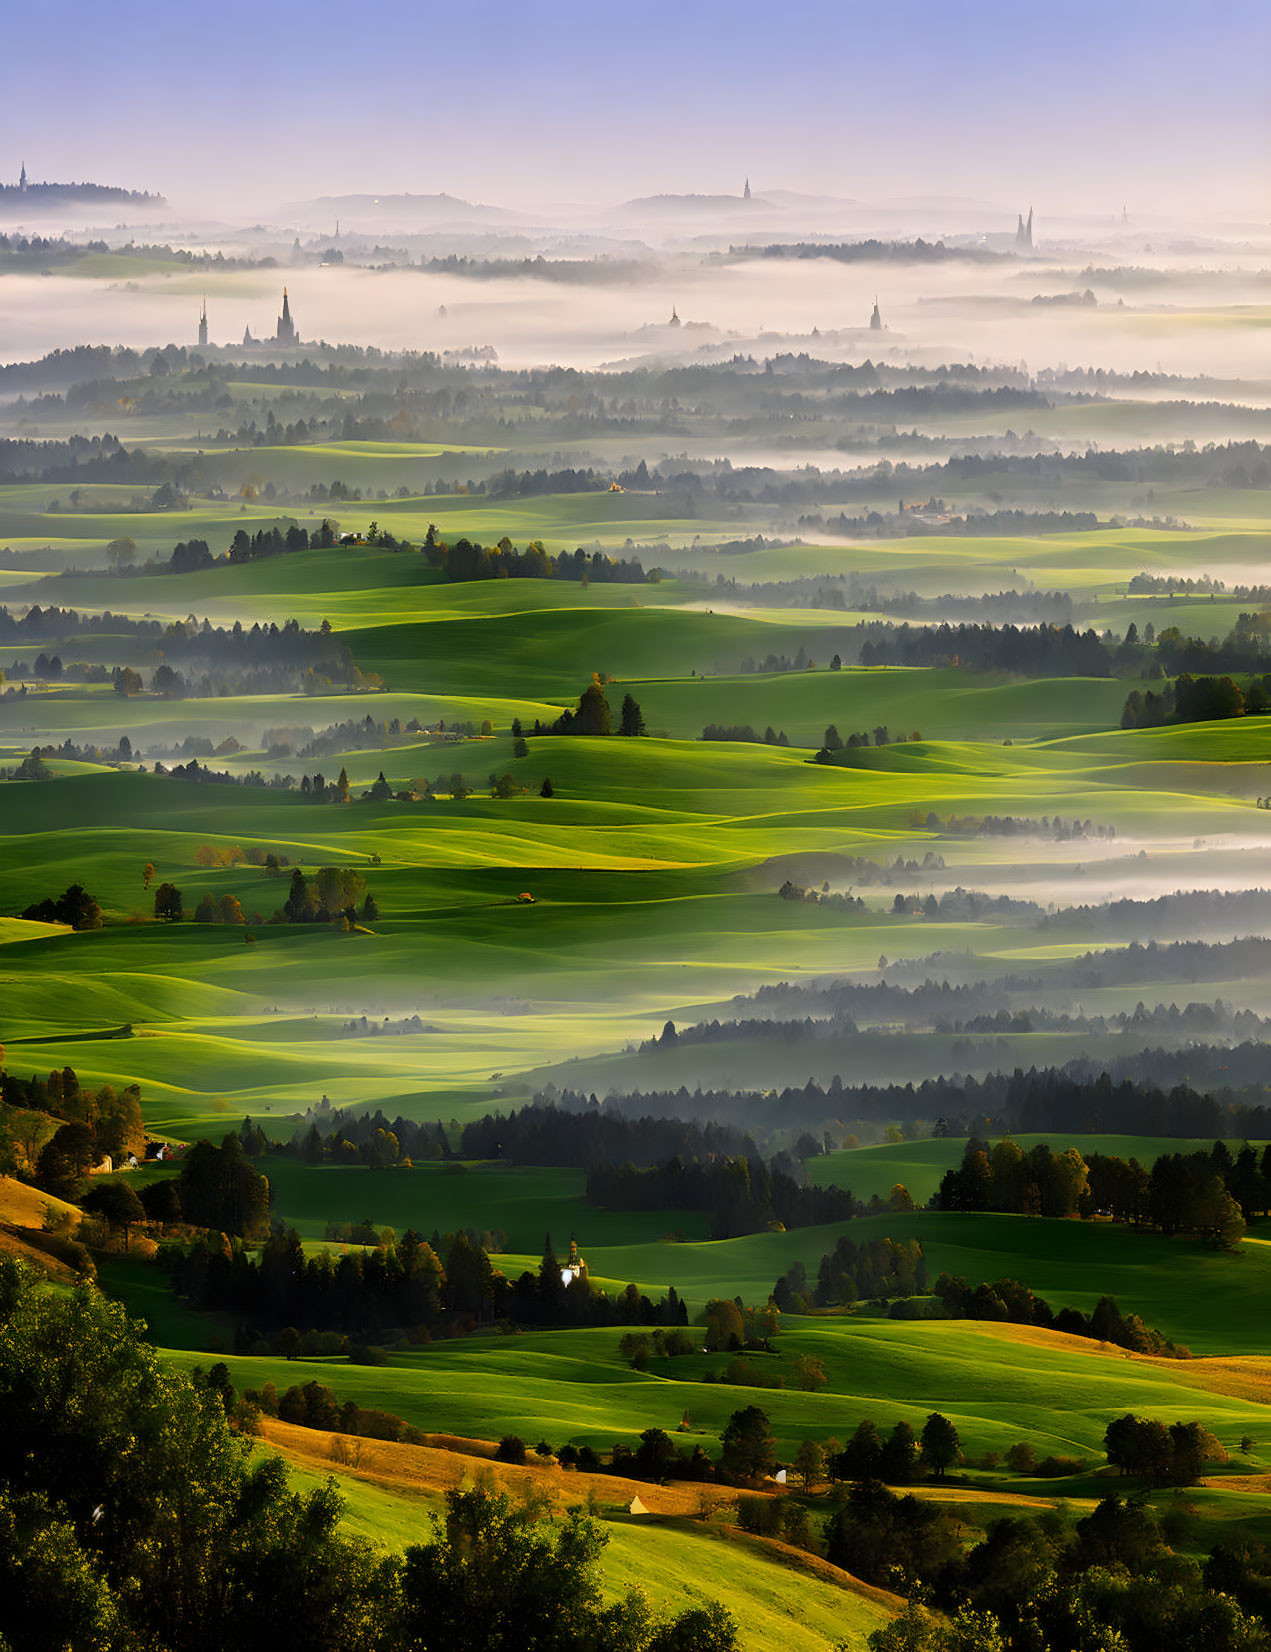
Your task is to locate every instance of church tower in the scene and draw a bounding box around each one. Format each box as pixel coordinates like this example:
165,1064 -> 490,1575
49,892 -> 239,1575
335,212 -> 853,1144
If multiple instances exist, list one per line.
1015,208 -> 1034,251
198,296 -> 208,349
743,176 -> 751,200
18,163 -> 27,194
276,286 -> 297,346
870,296 -> 882,331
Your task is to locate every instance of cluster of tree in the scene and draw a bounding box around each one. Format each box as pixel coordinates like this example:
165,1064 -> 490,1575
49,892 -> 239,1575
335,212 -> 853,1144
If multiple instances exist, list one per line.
856,620 -> 1111,675
698,570 -> 1074,625
802,505 -> 1104,538
574,1062 -> 1271,1140
338,1013 -> 438,1038
863,1496 -> 1271,1650
421,526 -> 650,584
1039,888 -> 1271,936
888,887 -> 1041,922
260,1109 -> 449,1168
827,1415 -> 956,1489
774,1235 -> 927,1310
745,973 -> 1012,1025
0,1263 -> 738,1652
700,723 -> 792,745
173,1135 -> 272,1238
1104,1414 -> 1227,1484
937,1135 -> 1248,1249
147,760 -> 296,790
272,711 -> 487,762
1087,1141 -> 1267,1237
244,1372 -> 424,1442
170,1223 -> 687,1340
0,428 -> 128,481
645,1008 -> 862,1053
815,724 -> 917,755
1124,672 -> 1270,727
19,881 -> 103,929
584,1153 -> 857,1239
282,865 -> 371,924
738,644 -> 822,674
934,812 -> 1117,840
0,603 -> 363,688
933,1275 -> 1190,1358
1130,571 -> 1271,600
540,683 -> 646,738
3,736 -> 129,774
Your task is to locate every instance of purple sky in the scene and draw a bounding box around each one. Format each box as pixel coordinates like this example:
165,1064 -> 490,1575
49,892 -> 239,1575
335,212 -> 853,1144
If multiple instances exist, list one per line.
6,0 -> 1269,216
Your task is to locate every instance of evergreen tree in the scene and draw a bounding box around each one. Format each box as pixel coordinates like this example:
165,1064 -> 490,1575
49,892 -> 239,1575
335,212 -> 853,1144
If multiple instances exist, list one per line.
619,693 -> 646,737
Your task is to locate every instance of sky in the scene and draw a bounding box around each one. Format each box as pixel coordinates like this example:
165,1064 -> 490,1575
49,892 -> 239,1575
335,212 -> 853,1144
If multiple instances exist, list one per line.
4,0 -> 1269,218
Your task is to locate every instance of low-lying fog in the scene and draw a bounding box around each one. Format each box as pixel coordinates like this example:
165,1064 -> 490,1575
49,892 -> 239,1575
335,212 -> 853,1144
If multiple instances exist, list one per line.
3,233 -> 1271,382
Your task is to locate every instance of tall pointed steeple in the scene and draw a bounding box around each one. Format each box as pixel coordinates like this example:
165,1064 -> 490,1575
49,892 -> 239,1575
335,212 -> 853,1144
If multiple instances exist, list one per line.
276,286 -> 297,345
198,295 -> 208,349
18,162 -> 27,193
743,176 -> 751,200
869,295 -> 882,331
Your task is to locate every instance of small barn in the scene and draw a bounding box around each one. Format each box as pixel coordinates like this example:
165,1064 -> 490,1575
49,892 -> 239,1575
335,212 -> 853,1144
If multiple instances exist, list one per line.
627,1495 -> 648,1516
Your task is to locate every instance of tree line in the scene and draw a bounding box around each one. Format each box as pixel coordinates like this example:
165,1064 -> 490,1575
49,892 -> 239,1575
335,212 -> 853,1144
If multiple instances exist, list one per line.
584,1154 -> 857,1239
166,1223 -> 688,1343
552,1064 -> 1271,1138
936,1135 -> 1252,1249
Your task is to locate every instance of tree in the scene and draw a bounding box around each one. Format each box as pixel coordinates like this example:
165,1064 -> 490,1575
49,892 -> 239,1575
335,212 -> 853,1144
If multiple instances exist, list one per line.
177,1135 -> 271,1238
142,862 -> 155,889
22,884 -> 102,931
823,724 -> 843,751
398,1484 -> 739,1651
720,1405 -> 776,1480
0,1261 -> 395,1652
540,776 -> 554,797
106,536 -> 137,570
920,1412 -> 961,1479
218,894 -> 245,925
841,1419 -> 884,1481
82,1180 -> 146,1250
619,693 -> 647,737
335,766 -> 350,803
793,1354 -> 828,1392
794,1438 -> 825,1488
153,882 -> 183,923
35,1122 -> 96,1199
513,736 -> 529,758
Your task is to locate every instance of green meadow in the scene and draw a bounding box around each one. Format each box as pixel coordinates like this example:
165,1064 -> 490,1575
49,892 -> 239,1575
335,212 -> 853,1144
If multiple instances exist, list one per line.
6,345 -> 1271,1649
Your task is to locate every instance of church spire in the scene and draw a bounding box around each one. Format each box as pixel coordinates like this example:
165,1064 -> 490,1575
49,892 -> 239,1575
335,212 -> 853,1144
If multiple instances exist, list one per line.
276,286 -> 297,346
743,176 -> 751,200
19,162 -> 27,193
198,295 -> 208,349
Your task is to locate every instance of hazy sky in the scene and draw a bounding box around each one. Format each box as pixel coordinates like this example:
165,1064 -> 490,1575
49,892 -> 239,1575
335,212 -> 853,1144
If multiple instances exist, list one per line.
6,1 -> 1269,218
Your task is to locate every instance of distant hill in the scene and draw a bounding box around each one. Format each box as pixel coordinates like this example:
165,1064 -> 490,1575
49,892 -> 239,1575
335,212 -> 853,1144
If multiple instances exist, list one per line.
615,193 -> 772,215
287,191 -> 521,224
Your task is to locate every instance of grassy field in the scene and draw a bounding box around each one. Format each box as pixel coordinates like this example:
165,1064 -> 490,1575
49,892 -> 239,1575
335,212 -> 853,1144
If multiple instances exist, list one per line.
7,356 -> 1271,1648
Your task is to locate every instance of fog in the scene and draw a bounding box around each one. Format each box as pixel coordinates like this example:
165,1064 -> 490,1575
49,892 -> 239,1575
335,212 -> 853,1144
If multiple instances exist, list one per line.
5,230 -> 1271,387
